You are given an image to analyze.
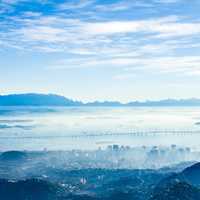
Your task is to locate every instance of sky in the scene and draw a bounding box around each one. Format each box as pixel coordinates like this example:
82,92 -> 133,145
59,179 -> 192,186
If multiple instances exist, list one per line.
0,0 -> 200,102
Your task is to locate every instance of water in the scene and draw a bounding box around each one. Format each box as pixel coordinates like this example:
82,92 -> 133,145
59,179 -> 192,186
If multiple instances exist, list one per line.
0,106 -> 200,151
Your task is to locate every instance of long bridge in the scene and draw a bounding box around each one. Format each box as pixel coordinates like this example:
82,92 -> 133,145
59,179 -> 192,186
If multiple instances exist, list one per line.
0,129 -> 200,139
76,129 -> 200,138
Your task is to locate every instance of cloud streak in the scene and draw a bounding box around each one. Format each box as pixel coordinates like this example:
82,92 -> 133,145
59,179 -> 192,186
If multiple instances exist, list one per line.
1,0 -> 200,78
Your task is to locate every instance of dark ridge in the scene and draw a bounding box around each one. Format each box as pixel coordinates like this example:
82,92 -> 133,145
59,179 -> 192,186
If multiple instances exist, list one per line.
0,179 -> 66,200
0,151 -> 28,161
159,161 -> 197,173
150,181 -> 200,200
151,162 -> 200,197
182,162 -> 200,173
0,161 -> 199,200
181,162 -> 200,186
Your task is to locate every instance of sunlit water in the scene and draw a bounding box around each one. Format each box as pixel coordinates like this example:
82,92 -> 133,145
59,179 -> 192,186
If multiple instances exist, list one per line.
0,106 -> 200,151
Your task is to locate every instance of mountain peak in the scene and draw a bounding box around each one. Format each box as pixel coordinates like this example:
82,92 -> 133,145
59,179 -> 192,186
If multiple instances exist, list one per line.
1,93 -> 200,107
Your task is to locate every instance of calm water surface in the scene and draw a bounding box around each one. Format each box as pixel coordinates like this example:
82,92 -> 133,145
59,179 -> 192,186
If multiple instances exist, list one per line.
0,106 -> 200,151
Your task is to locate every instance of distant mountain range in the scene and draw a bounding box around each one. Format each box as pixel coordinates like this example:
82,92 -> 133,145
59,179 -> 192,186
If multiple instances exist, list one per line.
1,93 -> 200,106
0,94 -> 81,106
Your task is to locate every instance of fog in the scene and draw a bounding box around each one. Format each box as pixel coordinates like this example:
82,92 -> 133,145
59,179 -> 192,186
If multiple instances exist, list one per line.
1,106 -> 200,200
0,144 -> 199,177
1,106 -> 200,151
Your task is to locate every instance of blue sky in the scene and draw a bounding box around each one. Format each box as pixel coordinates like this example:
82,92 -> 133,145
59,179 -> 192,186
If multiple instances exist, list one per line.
1,0 -> 200,102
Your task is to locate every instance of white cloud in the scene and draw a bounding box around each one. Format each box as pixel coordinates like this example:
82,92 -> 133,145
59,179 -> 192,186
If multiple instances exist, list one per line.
1,0 -> 19,4
113,73 -> 137,80
1,1 -> 200,78
19,26 -> 67,42
186,70 -> 200,76
47,54 -> 200,80
10,15 -> 193,46
154,0 -> 181,3
58,0 -> 95,10
81,17 -> 200,38
112,55 -> 200,80
95,1 -> 152,12
22,11 -> 42,17
1,0 -> 28,4
2,14 -> 200,58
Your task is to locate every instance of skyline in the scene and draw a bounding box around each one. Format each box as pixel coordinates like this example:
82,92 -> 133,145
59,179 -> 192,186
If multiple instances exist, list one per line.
1,0 -> 200,102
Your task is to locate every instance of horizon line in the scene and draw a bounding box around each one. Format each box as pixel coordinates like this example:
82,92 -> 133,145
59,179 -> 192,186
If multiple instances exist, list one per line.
1,92 -> 200,104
